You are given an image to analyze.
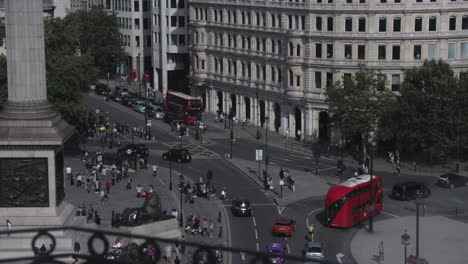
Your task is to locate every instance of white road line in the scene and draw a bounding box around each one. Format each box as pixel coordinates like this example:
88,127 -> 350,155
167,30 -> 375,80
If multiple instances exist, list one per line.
254,229 -> 258,240
306,208 -> 323,228
286,243 -> 291,254
252,216 -> 257,227
288,154 -> 310,159
318,166 -> 337,172
256,243 -> 260,252
381,211 -> 401,218
250,203 -> 277,206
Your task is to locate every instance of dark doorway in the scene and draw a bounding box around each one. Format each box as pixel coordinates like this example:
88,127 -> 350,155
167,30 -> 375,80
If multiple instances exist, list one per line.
260,100 -> 265,127
274,103 -> 281,132
230,94 -> 237,116
245,97 -> 251,120
294,107 -> 302,140
217,91 -> 223,113
319,111 -> 330,141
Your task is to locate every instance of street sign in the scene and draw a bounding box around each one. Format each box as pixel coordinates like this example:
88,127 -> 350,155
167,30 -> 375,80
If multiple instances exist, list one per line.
255,149 -> 263,161
199,122 -> 204,129
147,120 -> 152,127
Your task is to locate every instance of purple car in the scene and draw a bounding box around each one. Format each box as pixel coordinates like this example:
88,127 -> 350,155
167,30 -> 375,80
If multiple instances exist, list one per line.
267,243 -> 285,264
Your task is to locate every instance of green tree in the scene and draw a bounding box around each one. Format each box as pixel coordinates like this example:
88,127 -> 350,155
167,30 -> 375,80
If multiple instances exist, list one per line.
326,65 -> 396,158
64,8 -> 125,74
398,60 -> 468,159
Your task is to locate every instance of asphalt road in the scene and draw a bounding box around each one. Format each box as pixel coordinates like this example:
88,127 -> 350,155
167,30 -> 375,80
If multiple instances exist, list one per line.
83,93 -> 468,264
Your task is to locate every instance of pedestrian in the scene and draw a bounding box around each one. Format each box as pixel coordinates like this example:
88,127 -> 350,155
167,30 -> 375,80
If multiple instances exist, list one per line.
209,220 -> 214,238
396,165 -> 401,176
164,244 -> 173,263
296,129 -> 302,141
100,189 -> 106,204
172,208 -> 178,219
66,165 -> 72,180
180,235 -> 186,254
148,247 -> 155,262
126,177 -> 132,190
136,184 -> 143,198
378,241 -> 384,261
149,184 -> 154,194
6,219 -> 12,237
102,167 -> 107,178
174,256 -> 180,264
105,180 -> 111,194
73,241 -> 81,255
152,165 -> 158,177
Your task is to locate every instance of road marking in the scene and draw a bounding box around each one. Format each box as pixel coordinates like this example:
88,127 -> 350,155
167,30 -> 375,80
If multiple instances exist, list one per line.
240,252 -> 246,261
256,243 -> 259,252
381,211 -> 401,218
306,208 -> 323,228
251,203 -> 277,206
252,216 -> 257,227
277,206 -> 286,215
272,157 -> 292,162
318,166 -> 337,172
336,253 -> 345,263
254,229 -> 258,240
286,243 -> 291,254
288,154 -> 311,159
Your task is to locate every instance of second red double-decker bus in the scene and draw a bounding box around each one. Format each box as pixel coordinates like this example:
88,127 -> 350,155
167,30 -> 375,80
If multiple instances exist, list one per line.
325,174 -> 383,228
163,91 -> 203,125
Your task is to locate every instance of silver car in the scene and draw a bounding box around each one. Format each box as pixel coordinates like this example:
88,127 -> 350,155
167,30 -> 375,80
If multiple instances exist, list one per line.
154,108 -> 165,119
305,242 -> 325,261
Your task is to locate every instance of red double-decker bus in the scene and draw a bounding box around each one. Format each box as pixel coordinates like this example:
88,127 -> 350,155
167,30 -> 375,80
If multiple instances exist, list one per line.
325,174 -> 383,228
163,91 -> 203,125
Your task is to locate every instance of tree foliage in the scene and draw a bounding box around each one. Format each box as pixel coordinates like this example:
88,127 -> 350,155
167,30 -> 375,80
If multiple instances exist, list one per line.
64,8 -> 125,74
326,65 -> 396,157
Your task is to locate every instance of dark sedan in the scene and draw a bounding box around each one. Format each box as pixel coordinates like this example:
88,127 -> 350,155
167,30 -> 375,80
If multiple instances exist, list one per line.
162,148 -> 191,163
390,182 -> 431,201
231,199 -> 252,216
437,173 -> 468,188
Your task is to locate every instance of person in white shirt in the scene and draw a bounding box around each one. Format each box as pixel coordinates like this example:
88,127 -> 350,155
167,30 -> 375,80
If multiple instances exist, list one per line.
66,166 -> 72,179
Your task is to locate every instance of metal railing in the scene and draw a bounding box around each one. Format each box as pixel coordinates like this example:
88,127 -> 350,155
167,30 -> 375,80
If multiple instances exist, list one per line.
0,226 -> 329,264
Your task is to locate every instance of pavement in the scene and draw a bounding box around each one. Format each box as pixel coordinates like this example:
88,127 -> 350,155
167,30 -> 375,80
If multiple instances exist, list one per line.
97,77 -> 468,264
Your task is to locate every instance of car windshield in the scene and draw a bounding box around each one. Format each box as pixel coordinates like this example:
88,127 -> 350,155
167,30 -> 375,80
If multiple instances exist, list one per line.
276,222 -> 291,226
155,108 -> 163,112
307,247 -> 322,253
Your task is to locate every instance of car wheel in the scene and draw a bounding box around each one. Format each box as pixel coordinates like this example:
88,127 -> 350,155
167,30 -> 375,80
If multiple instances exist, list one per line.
450,184 -> 454,189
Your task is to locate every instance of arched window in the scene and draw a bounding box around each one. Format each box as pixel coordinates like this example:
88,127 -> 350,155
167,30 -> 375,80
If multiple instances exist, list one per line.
297,44 -> 301,56
429,16 -> 437,31
358,17 -> 366,32
379,17 -> 387,32
462,15 -> 468,30
289,42 -> 294,56
393,17 -> 401,32
345,17 -> 353,32
327,17 -> 333,31
415,17 -> 422,31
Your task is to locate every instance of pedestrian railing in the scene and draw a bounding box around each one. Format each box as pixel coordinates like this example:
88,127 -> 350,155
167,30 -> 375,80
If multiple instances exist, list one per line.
0,226 -> 330,264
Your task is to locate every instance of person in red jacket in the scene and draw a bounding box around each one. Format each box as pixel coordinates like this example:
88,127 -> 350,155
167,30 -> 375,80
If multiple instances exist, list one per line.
105,180 -> 111,194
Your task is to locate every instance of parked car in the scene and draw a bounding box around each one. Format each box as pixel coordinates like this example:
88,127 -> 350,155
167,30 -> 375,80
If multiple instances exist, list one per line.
95,83 -> 110,96
162,148 -> 191,163
436,173 -> 468,188
117,144 -> 149,158
272,218 -> 296,236
231,199 -> 252,216
267,243 -> 285,264
114,86 -> 129,97
154,107 -> 165,120
304,242 -> 325,261
132,101 -> 146,113
109,90 -> 122,102
121,95 -> 136,107
390,182 -> 431,201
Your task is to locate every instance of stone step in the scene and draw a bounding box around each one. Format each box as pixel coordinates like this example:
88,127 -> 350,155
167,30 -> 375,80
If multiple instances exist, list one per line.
4,227 -> 66,238
0,202 -> 75,226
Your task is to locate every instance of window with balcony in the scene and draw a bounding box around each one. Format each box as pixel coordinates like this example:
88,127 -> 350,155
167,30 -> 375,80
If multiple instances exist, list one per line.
448,43 -> 456,59
428,44 -> 436,59
344,44 -> 352,59
345,17 -> 353,32
358,45 -> 365,59
392,74 -> 400,91
450,16 -> 456,30
378,45 -> 386,60
463,16 -> 468,30
429,17 -> 437,31
327,44 -> 333,58
327,17 -> 334,31
392,45 -> 400,60
414,45 -> 421,59
316,43 -> 322,58
379,17 -> 387,32
393,17 -> 401,32
316,17 -> 322,31
415,17 -> 422,31
358,17 -> 366,32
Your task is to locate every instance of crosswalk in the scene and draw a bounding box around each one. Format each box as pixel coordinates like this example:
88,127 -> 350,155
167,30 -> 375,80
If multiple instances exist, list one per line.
162,142 -> 220,159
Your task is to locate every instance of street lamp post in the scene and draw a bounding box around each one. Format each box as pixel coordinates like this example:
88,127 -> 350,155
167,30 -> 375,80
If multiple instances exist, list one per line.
401,230 -> 411,264
313,144 -> 320,176
169,157 -> 173,191
265,116 -> 270,173
256,88 -> 260,140
137,53 -> 141,97
368,155 -> 374,233
415,192 -> 421,260
179,174 -> 185,228
230,126 -> 234,158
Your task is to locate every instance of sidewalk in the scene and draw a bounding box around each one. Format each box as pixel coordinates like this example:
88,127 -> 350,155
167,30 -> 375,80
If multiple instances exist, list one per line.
350,215 -> 468,264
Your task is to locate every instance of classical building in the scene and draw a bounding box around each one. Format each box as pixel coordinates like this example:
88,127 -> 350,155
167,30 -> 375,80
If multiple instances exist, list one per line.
189,0 -> 468,142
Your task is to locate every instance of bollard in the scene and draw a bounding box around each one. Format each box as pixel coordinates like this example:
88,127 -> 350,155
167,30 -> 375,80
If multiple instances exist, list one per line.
218,211 -> 222,223
219,226 -> 223,238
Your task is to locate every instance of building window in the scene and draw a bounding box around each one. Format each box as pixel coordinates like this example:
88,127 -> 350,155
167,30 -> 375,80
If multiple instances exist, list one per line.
428,44 -> 436,59
358,45 -> 365,59
315,72 -> 322,89
136,36 -> 140,47
344,44 -> 352,59
326,72 -> 333,87
462,43 -> 468,59
289,70 -> 294,85
297,45 -> 301,56
171,34 -> 177,45
345,17 -> 353,32
393,17 -> 401,32
179,16 -> 185,27
429,17 -> 437,31
178,0 -> 184,8
391,74 -> 400,91
327,17 -> 333,31
448,43 -> 456,59
296,75 -> 301,87
379,17 -> 387,32
170,0 -> 176,8
415,17 -> 422,31
179,35 -> 185,45
327,44 -> 333,58
316,43 -> 322,58
289,42 -> 294,56
463,16 -> 468,30
450,16 -> 456,30
171,16 -> 177,27
414,45 -> 421,59
134,0 -> 139,11
358,17 -> 366,32
343,73 -> 352,89
316,17 -> 322,31
378,45 -> 386,60
392,45 -> 400,60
